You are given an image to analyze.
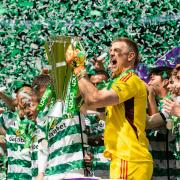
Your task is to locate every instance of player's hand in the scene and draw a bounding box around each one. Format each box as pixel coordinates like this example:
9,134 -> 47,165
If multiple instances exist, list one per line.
36,173 -> 44,180
41,68 -> 49,75
0,108 -> 4,114
65,44 -> 86,74
163,98 -> 180,117
145,83 -> 155,96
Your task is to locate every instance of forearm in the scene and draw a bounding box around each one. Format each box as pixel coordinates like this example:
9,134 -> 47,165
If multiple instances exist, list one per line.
78,77 -> 100,108
38,146 -> 48,174
78,77 -> 118,108
146,113 -> 165,129
170,104 -> 180,117
148,95 -> 158,115
0,92 -> 15,111
0,128 -> 5,136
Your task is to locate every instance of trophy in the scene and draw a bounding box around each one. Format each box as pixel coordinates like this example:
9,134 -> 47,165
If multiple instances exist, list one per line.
44,36 -> 84,117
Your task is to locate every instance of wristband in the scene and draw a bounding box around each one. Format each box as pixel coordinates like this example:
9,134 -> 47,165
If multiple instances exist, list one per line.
75,67 -> 88,80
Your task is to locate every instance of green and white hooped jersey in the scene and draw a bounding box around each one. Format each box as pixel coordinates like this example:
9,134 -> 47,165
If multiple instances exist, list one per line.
85,114 -> 110,178
0,111 -> 39,180
38,113 -> 87,178
0,142 -> 7,180
30,128 -> 39,178
91,146 -> 110,178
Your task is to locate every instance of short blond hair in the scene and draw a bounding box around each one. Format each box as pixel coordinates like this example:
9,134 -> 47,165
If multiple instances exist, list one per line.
112,37 -> 139,66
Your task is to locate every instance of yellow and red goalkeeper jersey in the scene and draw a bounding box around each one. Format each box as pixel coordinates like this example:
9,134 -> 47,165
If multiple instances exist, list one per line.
104,72 -> 152,162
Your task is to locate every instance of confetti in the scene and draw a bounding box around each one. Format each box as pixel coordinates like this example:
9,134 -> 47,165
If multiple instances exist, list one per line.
0,0 -> 179,108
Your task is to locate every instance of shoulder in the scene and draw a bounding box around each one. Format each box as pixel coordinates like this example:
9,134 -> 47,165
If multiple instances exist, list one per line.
113,72 -> 141,88
111,73 -> 146,99
0,111 -> 16,129
1,111 -> 15,119
119,72 -> 134,82
120,73 -> 143,83
121,73 -> 145,88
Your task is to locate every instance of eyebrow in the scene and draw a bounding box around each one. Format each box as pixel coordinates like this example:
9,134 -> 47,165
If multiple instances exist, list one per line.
110,47 -> 122,52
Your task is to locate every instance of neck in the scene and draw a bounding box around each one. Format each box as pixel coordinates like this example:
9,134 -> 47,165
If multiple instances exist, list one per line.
156,88 -> 168,98
118,66 -> 134,76
113,65 -> 134,78
121,66 -> 133,72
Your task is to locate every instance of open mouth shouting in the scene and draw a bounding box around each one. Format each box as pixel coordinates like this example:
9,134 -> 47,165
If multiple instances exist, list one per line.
110,58 -> 117,65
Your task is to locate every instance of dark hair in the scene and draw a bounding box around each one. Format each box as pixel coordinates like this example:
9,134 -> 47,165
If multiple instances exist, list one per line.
149,66 -> 173,79
112,37 -> 139,66
31,90 -> 41,103
172,66 -> 180,76
14,84 -> 32,93
32,74 -> 53,90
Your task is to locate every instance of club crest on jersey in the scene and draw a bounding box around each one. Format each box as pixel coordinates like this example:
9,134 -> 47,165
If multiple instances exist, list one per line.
50,119 -> 58,129
32,135 -> 37,143
15,129 -> 21,136
114,85 -> 122,92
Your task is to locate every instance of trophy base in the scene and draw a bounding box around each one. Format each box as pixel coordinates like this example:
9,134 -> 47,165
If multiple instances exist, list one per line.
48,100 -> 64,118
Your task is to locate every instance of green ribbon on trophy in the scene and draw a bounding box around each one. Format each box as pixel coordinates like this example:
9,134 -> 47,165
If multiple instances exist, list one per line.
63,74 -> 78,117
36,84 -> 52,112
36,84 -> 56,113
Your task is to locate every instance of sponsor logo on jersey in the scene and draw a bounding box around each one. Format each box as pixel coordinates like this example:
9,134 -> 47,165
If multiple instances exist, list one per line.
32,135 -> 37,143
31,144 -> 38,150
48,121 -> 66,139
50,119 -> 58,129
7,135 -> 25,144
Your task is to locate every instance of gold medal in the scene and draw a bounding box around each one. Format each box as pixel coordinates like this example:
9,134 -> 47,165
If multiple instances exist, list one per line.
166,121 -> 173,130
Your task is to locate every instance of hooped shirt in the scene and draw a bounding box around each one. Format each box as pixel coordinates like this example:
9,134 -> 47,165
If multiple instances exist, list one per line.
0,111 -> 39,180
37,107 -> 86,177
